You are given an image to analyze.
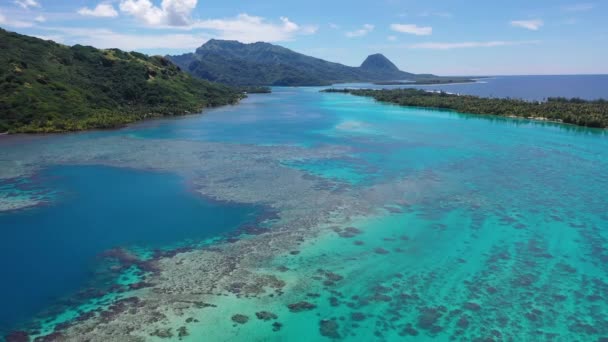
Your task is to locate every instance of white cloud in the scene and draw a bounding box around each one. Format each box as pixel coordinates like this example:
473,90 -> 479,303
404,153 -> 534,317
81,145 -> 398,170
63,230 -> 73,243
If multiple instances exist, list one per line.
387,35 -> 397,41
562,3 -> 595,12
78,3 -> 119,18
13,0 -> 40,9
188,14 -> 317,42
0,10 -> 35,27
408,40 -> 540,50
34,15 -> 45,22
510,19 -> 543,31
117,1 -> 317,42
300,23 -> 319,35
391,23 -> 432,36
329,23 -> 339,29
119,0 -> 197,26
39,27 -> 209,50
32,34 -> 65,42
346,24 -> 374,38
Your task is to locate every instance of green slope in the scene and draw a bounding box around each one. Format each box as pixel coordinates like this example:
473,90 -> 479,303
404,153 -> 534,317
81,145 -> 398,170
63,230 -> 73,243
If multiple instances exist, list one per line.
0,28 -> 243,133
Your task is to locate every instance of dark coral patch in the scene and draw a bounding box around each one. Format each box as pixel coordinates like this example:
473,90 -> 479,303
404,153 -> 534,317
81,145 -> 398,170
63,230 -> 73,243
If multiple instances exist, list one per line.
239,225 -> 270,236
385,206 -> 404,214
4,331 -> 29,342
177,326 -> 189,339
333,226 -> 363,238
324,271 -> 344,282
152,246 -> 194,259
231,314 -> 249,324
74,311 -> 95,322
417,307 -> 445,332
464,302 -> 481,311
370,293 -> 392,302
457,316 -> 470,328
99,297 -> 143,323
129,282 -> 153,290
319,319 -> 341,339
150,328 -> 173,338
33,332 -> 64,342
287,301 -> 317,312
512,274 -> 537,287
256,311 -> 278,321
399,324 -> 419,336
351,312 -> 366,321
329,297 -> 340,307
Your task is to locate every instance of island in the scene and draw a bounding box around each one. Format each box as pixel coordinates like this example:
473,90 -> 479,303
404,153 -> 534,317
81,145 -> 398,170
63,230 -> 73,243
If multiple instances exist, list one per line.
373,77 -> 477,86
167,40 -> 451,87
323,88 -> 608,129
0,29 -> 244,134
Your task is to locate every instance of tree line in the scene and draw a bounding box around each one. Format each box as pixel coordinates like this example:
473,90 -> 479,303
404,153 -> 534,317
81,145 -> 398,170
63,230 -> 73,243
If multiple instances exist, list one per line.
323,88 -> 608,129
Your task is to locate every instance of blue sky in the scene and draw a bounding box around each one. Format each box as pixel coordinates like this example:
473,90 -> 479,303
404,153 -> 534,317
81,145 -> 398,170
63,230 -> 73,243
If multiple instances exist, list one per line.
1,0 -> 606,75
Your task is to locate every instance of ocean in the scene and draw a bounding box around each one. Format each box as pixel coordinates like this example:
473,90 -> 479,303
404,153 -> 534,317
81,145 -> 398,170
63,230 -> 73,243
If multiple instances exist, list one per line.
1,75 -> 607,341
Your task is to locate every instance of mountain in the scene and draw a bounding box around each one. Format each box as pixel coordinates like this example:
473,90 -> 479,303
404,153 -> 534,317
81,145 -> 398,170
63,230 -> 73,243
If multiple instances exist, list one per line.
168,39 -> 416,86
361,53 -> 399,73
0,29 -> 242,133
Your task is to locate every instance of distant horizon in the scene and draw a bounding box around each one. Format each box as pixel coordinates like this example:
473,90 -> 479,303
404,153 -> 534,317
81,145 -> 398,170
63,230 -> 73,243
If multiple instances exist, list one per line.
4,25 -> 608,79
1,0 -> 606,76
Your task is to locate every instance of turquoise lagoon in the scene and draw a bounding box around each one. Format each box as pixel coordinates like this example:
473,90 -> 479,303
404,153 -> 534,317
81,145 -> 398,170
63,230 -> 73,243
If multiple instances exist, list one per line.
0,85 -> 607,341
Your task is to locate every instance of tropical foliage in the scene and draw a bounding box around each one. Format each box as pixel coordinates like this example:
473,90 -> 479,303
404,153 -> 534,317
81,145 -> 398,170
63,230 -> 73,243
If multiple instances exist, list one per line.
373,78 -> 476,86
324,88 -> 608,128
0,28 -> 243,133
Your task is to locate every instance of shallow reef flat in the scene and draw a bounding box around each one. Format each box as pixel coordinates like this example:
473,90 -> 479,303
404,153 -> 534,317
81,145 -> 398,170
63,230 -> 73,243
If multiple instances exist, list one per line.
2,89 -> 608,341
4,133 -> 607,341
0,195 -> 43,212
0,177 -> 56,213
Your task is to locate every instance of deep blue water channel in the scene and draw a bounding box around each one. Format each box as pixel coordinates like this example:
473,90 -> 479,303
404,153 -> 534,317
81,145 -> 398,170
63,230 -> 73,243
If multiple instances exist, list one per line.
0,165 -> 258,331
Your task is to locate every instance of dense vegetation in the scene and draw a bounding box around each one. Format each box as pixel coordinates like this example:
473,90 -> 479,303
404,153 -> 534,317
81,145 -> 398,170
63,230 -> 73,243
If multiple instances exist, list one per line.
0,29 -> 243,133
374,77 -> 476,86
324,88 -> 608,128
168,39 -> 426,86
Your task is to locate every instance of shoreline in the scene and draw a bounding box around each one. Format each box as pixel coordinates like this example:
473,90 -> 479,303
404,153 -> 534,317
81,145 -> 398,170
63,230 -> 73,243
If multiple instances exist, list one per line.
374,79 -> 478,86
323,88 -> 608,130
0,98 -> 246,136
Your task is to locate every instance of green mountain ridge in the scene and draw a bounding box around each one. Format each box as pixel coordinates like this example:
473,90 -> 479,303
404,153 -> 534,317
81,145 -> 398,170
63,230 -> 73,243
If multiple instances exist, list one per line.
168,39 -> 420,86
0,28 -> 242,133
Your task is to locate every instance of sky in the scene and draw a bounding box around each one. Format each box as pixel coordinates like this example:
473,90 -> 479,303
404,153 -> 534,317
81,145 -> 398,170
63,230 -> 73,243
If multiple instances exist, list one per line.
1,0 -> 607,76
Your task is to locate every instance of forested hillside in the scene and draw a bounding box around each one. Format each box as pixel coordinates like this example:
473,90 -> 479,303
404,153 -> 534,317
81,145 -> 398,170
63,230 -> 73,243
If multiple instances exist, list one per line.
0,29 -> 243,133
